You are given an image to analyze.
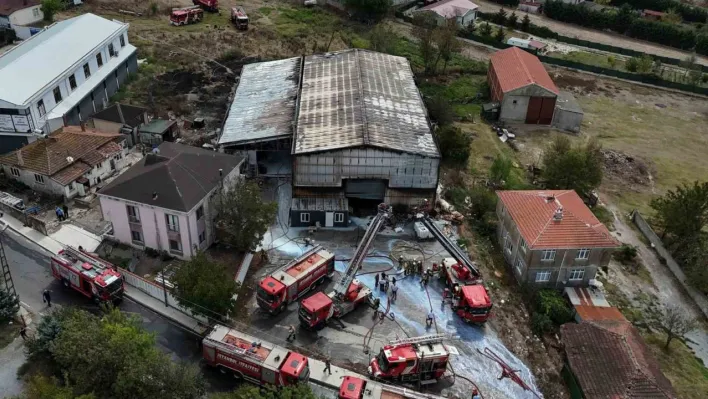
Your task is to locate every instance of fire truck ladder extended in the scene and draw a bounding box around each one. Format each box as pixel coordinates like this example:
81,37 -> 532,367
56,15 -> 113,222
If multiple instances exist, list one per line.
419,216 -> 480,278
388,333 -> 447,346
203,337 -> 265,362
380,384 -> 446,399
477,347 -> 541,399
332,205 -> 389,297
63,245 -> 113,270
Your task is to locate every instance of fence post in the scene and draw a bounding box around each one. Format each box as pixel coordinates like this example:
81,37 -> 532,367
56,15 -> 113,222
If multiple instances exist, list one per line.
161,265 -> 169,307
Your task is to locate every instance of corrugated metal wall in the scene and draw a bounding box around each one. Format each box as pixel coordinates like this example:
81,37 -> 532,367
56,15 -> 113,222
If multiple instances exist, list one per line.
294,147 -> 439,189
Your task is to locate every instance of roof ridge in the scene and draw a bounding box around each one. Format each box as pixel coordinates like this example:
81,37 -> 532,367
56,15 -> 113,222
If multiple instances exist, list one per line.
515,48 -> 534,88
172,155 -> 209,197
354,49 -> 369,146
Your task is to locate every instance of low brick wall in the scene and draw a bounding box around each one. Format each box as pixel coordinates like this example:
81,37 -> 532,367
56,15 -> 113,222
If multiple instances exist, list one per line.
632,210 -> 708,320
0,202 -> 48,235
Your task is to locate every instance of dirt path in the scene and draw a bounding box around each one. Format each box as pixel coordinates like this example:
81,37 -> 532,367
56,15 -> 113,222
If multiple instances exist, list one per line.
474,0 -> 708,67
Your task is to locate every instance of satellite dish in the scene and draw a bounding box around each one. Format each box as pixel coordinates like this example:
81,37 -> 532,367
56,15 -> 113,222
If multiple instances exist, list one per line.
66,156 -> 74,163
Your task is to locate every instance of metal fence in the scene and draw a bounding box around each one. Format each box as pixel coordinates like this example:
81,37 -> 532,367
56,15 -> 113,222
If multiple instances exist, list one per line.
631,211 -> 708,320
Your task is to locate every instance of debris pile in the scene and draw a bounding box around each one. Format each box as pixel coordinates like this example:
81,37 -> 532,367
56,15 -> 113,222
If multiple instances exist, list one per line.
601,149 -> 654,191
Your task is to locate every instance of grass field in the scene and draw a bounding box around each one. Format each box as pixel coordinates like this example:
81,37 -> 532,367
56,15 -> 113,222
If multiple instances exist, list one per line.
645,334 -> 708,399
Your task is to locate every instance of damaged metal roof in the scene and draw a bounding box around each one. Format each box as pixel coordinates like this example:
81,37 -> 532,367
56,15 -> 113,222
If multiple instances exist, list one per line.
219,57 -> 301,146
294,49 -> 438,158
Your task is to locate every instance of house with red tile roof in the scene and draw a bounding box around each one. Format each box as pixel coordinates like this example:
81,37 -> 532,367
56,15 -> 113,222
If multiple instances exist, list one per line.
496,190 -> 620,288
561,320 -> 676,398
413,0 -> 479,28
0,125 -> 129,198
488,47 -> 559,124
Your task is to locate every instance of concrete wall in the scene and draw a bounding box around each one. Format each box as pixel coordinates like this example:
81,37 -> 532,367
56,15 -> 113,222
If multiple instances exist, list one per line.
499,85 -> 556,123
91,119 -> 123,133
1,164 -> 66,196
294,147 -> 439,189
552,108 -> 583,133
496,201 -> 614,288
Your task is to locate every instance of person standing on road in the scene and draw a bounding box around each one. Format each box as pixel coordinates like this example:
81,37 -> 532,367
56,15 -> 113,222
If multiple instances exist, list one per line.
391,276 -> 397,286
62,204 -> 69,219
286,325 -> 296,341
375,273 -> 379,289
42,289 -> 52,308
323,358 -> 332,375
426,310 -> 434,328
391,284 -> 398,301
20,327 -> 28,340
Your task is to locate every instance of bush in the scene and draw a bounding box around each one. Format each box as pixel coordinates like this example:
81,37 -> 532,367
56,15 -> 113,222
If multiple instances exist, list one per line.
0,287 -> 19,323
40,0 -> 63,22
531,312 -> 554,335
614,244 -> 639,265
535,289 -> 573,325
436,126 -> 472,166
424,96 -> 455,127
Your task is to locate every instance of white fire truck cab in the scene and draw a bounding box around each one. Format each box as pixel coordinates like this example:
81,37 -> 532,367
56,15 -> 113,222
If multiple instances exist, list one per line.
368,334 -> 450,384
203,325 -> 310,386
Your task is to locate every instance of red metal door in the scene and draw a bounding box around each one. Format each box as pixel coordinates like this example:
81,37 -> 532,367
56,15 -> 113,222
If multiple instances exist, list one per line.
526,97 -> 543,124
539,97 -> 556,125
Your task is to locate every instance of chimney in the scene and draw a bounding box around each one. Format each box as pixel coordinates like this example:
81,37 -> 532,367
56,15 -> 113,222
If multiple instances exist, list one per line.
80,122 -> 86,132
17,149 -> 24,166
553,207 -> 563,221
152,192 -> 158,200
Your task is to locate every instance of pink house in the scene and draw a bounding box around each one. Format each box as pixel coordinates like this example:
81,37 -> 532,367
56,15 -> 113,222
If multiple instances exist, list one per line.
98,142 -> 244,259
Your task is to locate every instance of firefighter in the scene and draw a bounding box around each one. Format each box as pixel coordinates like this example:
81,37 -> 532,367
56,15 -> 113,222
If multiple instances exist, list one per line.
426,310 -> 434,328
20,327 -> 28,341
42,290 -> 52,308
472,388 -> 481,399
391,283 -> 398,301
421,269 -> 430,286
391,276 -> 397,286
286,325 -> 296,342
323,358 -> 332,375
375,273 -> 379,288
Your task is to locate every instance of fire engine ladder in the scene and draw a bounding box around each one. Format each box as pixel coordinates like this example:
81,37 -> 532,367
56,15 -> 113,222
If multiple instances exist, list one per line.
63,245 -> 112,270
388,333 -> 447,346
332,205 -> 390,297
0,231 -> 16,299
203,337 -> 265,361
419,216 -> 480,278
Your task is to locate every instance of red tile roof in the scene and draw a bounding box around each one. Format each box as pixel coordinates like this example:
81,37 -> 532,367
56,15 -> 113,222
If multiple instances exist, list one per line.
489,47 -> 559,95
497,190 -> 619,249
561,321 -> 676,399
575,305 -> 626,322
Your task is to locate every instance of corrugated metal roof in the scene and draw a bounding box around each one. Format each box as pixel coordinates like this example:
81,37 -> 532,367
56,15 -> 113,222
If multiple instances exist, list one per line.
294,49 -> 438,158
218,57 -> 301,146
0,13 -> 128,106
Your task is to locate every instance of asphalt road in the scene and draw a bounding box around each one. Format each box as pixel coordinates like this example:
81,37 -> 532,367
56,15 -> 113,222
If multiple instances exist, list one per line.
0,228 -> 238,394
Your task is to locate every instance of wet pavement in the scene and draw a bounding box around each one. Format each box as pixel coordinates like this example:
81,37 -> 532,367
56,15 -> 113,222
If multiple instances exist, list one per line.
252,220 -> 542,399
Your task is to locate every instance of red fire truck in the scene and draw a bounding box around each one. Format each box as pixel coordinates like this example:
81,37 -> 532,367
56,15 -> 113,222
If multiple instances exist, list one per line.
50,245 -> 124,303
230,6 -> 248,30
257,245 -> 335,314
368,334 -> 451,384
170,6 -> 203,26
193,0 -> 218,12
299,205 -> 390,330
418,215 -> 493,324
339,376 -> 446,399
202,325 -> 310,386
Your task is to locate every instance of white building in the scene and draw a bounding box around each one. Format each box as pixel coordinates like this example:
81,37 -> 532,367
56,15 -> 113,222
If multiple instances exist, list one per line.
0,126 -> 130,198
413,0 -> 479,27
98,142 -> 245,260
0,13 -> 137,154
0,0 -> 43,40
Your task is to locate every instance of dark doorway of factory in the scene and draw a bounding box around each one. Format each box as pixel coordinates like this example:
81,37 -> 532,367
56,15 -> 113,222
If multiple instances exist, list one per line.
345,179 -> 386,217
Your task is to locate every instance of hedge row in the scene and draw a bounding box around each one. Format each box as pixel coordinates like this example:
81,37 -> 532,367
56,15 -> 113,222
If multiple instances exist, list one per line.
610,0 -> 708,24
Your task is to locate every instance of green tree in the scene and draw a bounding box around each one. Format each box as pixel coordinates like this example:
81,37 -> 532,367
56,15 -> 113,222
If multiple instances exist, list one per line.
492,8 -> 507,25
413,13 -> 439,75
0,287 -> 19,323
345,0 -> 391,21
210,383 -> 318,399
172,253 -> 240,318
607,55 -> 617,68
489,155 -> 512,186
424,96 -> 454,127
437,126 -> 472,166
520,14 -> 531,32
650,181 -> 708,248
51,308 -> 205,399
40,0 -> 63,22
664,8 -> 683,24
217,178 -> 277,252
369,24 -> 396,54
494,26 -> 505,42
25,307 -> 73,358
480,22 -> 493,37
17,375 -> 96,399
435,19 -> 461,73
541,135 -> 603,197
507,12 -> 518,28
659,303 -> 697,350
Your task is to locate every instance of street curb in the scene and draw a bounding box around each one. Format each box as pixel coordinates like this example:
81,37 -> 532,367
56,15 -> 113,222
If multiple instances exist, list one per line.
0,219 -> 56,256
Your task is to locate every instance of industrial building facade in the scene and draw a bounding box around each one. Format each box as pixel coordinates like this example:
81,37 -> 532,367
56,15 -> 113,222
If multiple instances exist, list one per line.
220,50 -> 440,227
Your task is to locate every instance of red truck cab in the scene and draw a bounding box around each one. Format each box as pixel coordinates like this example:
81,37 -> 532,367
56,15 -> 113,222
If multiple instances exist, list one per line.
257,276 -> 287,312
51,248 -> 124,303
193,0 -> 218,12
299,291 -> 333,330
453,285 -> 492,324
369,335 -> 450,383
339,376 -> 366,399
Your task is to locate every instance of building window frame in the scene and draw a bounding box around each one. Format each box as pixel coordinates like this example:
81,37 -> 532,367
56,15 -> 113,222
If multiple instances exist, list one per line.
108,43 -> 115,57
504,234 -> 514,254
67,181 -> 75,191
34,174 -> 45,184
520,238 -> 527,252
576,248 -> 590,260
53,86 -> 62,104
130,230 -> 143,244
334,212 -> 344,223
199,231 -> 206,244
569,268 -> 585,281
166,214 -> 179,232
169,239 -> 182,253
541,249 -> 556,262
96,53 -> 103,68
120,34 -> 126,48
37,99 -> 46,117
535,271 -> 551,282
10,167 -> 20,177
83,63 -> 91,79
300,213 -> 310,223
69,74 -> 77,91
514,257 -> 525,275
126,205 -> 140,223
196,206 -> 204,220
33,8 -> 40,17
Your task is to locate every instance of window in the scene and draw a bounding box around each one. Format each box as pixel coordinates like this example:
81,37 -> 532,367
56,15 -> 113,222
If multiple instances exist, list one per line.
69,74 -> 77,90
131,230 -> 143,243
37,100 -> 46,117
520,238 -> 527,252
199,231 -> 206,244
67,181 -> 75,191
126,205 -> 140,223
541,249 -> 556,262
83,63 -> 91,78
196,206 -> 204,220
300,213 -> 310,223
535,271 -> 551,282
576,248 -> 590,260
120,34 -> 126,48
169,239 -> 182,252
108,43 -> 115,57
10,167 -> 20,177
96,53 -> 103,68
514,257 -> 525,274
334,212 -> 344,223
504,235 -> 513,254
33,8 -> 39,17
53,87 -> 62,104
34,174 -> 45,184
166,214 -> 179,232
569,268 -> 585,281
